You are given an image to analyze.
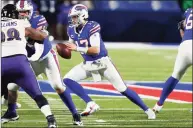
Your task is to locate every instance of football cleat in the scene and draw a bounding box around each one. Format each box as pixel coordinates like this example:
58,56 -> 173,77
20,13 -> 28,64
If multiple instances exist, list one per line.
81,101 -> 100,116
73,113 -> 83,126
145,108 -> 156,119
1,110 -> 19,124
46,115 -> 57,128
153,102 -> 163,113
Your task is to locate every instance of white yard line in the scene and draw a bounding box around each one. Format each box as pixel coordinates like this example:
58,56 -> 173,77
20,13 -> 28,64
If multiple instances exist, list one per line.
2,108 -> 191,111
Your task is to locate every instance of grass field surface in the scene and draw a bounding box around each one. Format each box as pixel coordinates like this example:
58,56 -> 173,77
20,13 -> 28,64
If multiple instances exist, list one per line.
1,49 -> 192,127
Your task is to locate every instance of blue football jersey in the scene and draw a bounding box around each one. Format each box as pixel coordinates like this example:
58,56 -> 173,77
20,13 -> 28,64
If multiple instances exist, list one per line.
27,12 -> 52,59
67,21 -> 108,61
182,8 -> 192,42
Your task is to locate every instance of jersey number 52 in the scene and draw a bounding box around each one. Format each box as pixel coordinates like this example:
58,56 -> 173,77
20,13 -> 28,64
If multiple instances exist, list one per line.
1,28 -> 21,43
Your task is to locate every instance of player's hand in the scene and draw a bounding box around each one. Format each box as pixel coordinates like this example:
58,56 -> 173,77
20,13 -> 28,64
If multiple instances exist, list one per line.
65,43 -> 77,51
178,20 -> 185,31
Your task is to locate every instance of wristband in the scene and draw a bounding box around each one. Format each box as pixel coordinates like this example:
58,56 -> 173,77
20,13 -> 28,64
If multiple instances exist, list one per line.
76,47 -> 88,53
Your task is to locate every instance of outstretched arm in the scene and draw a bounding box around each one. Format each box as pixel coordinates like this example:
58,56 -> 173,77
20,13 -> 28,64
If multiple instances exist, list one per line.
25,27 -> 47,42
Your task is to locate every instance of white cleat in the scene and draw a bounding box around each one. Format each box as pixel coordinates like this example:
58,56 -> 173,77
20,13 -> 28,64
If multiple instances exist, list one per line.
153,103 -> 163,113
80,101 -> 100,116
145,108 -> 156,120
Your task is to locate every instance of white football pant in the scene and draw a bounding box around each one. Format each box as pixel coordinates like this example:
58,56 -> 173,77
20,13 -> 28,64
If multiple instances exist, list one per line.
8,49 -> 66,91
64,56 -> 127,92
172,40 -> 192,80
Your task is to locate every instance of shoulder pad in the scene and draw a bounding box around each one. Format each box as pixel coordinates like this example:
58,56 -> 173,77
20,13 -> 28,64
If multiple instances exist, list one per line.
88,21 -> 101,35
184,8 -> 192,17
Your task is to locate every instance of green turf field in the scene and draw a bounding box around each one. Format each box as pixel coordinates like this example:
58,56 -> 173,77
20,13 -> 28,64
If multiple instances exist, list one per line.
58,49 -> 192,82
2,94 -> 192,127
1,49 -> 192,127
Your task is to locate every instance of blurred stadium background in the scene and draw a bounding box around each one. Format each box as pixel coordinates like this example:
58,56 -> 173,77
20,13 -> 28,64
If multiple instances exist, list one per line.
1,0 -> 192,127
2,0 -> 192,42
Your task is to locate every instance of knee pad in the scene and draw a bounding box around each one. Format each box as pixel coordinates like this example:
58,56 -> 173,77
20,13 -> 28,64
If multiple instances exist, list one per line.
34,95 -> 48,108
8,83 -> 20,91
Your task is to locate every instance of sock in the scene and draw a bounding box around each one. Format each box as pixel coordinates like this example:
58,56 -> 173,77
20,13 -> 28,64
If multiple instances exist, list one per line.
46,115 -> 55,123
63,78 -> 92,103
121,88 -> 148,111
8,103 -> 16,113
40,105 -> 52,117
158,76 -> 179,105
59,90 -> 77,115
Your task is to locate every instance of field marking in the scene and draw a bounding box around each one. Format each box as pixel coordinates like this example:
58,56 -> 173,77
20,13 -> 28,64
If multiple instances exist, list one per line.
23,91 -> 191,104
5,119 -> 192,123
95,119 -> 107,123
46,96 -> 191,104
2,108 -> 191,111
78,80 -> 192,84
103,119 -> 192,122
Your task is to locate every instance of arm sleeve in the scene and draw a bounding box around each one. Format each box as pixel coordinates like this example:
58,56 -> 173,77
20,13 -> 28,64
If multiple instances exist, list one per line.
89,32 -> 100,47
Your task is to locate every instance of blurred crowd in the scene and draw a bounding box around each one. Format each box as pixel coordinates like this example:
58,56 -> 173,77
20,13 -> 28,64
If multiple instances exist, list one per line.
2,0 -> 93,40
1,0 -> 192,41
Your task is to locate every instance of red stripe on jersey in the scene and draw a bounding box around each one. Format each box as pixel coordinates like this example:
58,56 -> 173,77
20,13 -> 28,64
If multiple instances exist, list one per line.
90,27 -> 100,35
37,20 -> 47,26
90,25 -> 100,32
20,0 -> 25,9
90,26 -> 100,34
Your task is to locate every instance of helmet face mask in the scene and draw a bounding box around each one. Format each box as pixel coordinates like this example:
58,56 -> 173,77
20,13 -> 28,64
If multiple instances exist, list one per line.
18,10 -> 30,19
71,15 -> 79,26
68,4 -> 89,27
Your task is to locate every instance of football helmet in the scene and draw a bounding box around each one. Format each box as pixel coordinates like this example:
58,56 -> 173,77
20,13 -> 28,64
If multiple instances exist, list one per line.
16,0 -> 33,19
68,4 -> 89,27
1,4 -> 19,20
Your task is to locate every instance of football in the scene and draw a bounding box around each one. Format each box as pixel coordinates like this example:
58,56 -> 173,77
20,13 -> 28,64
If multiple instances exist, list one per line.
56,43 -> 71,59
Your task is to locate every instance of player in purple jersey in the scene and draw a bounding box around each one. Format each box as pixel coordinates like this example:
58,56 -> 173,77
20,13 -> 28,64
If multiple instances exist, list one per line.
2,0 -> 83,126
62,4 -> 156,119
1,4 -> 57,128
153,8 -> 192,112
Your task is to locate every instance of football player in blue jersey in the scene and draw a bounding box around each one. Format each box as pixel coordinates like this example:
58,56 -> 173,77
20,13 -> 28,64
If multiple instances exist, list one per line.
153,8 -> 192,112
62,4 -> 156,119
3,0 -> 82,126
